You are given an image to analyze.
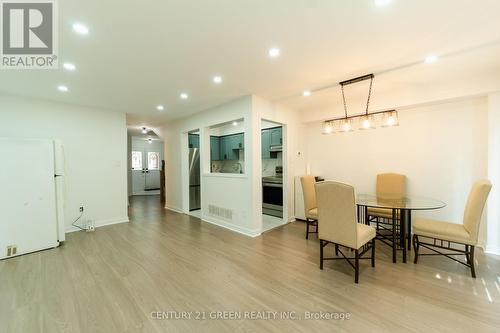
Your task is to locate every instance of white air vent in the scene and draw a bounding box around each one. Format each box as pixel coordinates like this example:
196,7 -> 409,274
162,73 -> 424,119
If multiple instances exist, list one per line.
208,205 -> 233,221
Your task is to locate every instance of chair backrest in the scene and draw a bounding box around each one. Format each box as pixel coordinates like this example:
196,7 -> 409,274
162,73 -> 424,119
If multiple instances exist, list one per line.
315,181 -> 358,249
376,173 -> 407,199
301,175 -> 317,212
463,180 -> 492,243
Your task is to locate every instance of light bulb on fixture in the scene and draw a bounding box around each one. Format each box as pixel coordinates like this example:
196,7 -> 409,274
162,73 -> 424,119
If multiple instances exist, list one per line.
359,115 -> 375,130
382,111 -> 399,127
141,127 -> 147,134
322,121 -> 334,135
341,119 -> 353,132
148,138 -> 152,144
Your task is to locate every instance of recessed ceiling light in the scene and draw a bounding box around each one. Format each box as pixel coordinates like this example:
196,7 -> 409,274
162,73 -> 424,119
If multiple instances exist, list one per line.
156,105 -> 164,111
232,121 -> 238,126
303,90 -> 311,97
148,138 -> 153,144
424,54 -> 439,64
213,76 -> 223,84
180,93 -> 189,100
72,23 -> 89,35
268,47 -> 281,58
57,85 -> 68,92
142,127 -> 148,134
63,62 -> 76,71
374,0 -> 391,7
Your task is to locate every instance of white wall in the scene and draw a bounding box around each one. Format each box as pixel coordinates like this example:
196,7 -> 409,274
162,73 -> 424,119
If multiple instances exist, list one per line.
487,93 -> 500,254
163,96 -> 260,236
303,97 -> 488,230
0,94 -> 129,231
127,133 -> 132,197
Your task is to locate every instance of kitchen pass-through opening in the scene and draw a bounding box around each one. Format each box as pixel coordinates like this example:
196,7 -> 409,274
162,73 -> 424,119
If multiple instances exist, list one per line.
188,129 -> 201,217
261,119 -> 286,232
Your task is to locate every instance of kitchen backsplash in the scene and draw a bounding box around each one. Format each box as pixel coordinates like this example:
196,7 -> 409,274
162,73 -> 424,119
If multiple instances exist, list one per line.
262,152 -> 282,177
211,149 -> 245,174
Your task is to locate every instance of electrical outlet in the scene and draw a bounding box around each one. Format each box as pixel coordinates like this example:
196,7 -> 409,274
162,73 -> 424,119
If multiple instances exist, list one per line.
6,245 -> 17,257
79,206 -> 84,212
85,220 -> 95,232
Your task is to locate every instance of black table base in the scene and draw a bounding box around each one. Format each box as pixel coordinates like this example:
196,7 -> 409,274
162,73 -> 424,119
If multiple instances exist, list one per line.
357,205 -> 412,263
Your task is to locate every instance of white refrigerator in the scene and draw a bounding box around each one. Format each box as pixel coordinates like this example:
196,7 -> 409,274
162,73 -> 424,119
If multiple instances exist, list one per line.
0,138 -> 65,260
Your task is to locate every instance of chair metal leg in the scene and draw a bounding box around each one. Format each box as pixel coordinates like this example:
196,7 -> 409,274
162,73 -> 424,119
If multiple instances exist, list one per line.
335,244 -> 339,256
465,245 -> 470,264
371,238 -> 375,268
413,235 -> 419,264
319,239 -> 324,270
470,246 -> 476,278
392,209 -> 397,263
407,211 -> 412,250
306,219 -> 310,239
354,250 -> 359,284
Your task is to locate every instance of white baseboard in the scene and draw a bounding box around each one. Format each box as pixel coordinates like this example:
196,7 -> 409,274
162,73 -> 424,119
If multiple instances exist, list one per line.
165,205 -> 184,214
485,245 -> 500,256
163,206 -> 261,238
65,217 -> 129,233
201,214 -> 261,238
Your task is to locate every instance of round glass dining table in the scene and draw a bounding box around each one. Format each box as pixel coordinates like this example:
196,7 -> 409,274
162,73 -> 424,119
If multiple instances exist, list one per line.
356,194 -> 446,263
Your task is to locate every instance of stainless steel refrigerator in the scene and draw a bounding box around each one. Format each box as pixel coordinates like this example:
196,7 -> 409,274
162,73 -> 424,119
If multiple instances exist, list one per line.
189,148 -> 201,211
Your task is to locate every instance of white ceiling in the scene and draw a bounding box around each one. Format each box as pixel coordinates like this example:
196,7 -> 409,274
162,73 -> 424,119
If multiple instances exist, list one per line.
1,0 -> 500,127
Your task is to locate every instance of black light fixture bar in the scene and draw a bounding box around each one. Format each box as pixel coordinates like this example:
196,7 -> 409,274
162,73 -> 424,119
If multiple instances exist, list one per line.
339,73 -> 374,86
324,109 -> 396,123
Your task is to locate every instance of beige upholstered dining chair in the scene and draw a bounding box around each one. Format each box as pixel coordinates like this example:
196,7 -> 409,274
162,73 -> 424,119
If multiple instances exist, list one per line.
367,173 -> 407,247
301,175 -> 318,239
368,173 -> 407,219
413,180 -> 492,278
316,181 -> 376,283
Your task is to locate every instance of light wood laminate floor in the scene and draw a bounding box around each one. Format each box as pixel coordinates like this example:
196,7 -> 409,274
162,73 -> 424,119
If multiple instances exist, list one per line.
1,195 -> 499,332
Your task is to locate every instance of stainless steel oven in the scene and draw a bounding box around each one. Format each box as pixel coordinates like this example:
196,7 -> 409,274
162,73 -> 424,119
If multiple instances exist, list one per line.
262,172 -> 283,218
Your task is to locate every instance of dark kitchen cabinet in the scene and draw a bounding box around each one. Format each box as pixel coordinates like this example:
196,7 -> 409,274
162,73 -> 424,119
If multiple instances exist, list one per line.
188,134 -> 200,148
261,130 -> 271,159
261,126 -> 282,159
270,127 -> 282,146
210,136 -> 220,161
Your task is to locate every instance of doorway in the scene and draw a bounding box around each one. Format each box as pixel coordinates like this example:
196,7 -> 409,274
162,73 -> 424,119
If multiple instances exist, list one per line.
131,137 -> 164,195
261,119 -> 286,232
188,130 -> 201,216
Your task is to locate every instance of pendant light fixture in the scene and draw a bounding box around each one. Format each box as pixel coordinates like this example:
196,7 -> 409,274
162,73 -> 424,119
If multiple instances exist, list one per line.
321,73 -> 398,134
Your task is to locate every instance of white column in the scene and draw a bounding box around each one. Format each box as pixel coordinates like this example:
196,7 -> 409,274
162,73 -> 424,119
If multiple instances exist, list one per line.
487,93 -> 500,254
247,96 -> 263,233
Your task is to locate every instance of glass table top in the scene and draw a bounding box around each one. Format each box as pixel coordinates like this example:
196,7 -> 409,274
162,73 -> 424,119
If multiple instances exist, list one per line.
356,194 -> 446,210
